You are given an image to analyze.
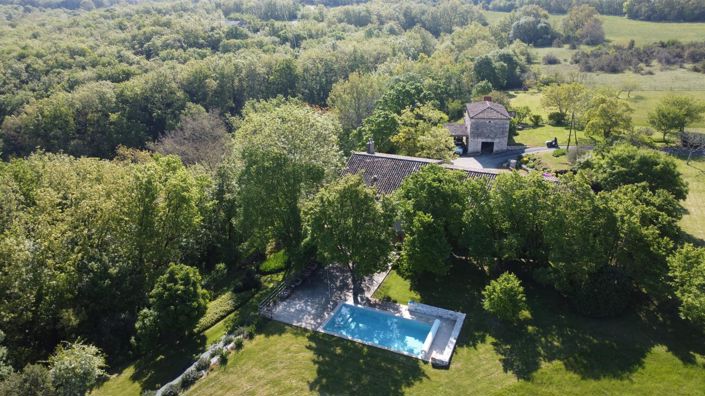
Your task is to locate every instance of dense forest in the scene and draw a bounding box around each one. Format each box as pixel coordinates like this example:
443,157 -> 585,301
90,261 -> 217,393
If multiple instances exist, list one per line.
2,0 -> 704,21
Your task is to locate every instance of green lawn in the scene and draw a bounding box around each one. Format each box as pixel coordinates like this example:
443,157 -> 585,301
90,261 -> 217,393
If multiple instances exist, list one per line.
678,156 -> 705,245
183,264 -> 705,395
372,270 -> 420,303
524,151 -> 575,171
511,125 -> 588,148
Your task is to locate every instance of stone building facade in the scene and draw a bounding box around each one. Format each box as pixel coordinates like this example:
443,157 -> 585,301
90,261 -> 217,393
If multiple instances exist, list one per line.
446,97 -> 511,154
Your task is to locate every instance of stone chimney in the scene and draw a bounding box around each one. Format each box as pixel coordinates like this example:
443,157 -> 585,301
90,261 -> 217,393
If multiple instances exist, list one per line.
483,96 -> 492,102
366,138 -> 375,154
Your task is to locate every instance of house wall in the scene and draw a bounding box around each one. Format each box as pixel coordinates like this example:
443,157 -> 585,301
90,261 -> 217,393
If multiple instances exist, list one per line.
467,118 -> 509,153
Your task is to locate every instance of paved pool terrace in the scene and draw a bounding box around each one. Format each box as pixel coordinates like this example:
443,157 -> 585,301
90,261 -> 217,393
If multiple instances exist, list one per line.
266,264 -> 465,367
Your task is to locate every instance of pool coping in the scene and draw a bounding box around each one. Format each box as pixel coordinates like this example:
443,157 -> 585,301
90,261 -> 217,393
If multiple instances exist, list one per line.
318,301 -> 433,361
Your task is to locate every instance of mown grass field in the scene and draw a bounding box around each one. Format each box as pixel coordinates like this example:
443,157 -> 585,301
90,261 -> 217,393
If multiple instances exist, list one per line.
184,265 -> 705,396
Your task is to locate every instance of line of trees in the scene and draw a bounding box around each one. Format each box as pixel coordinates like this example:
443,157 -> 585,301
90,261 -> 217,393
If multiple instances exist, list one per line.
392,145 -> 699,322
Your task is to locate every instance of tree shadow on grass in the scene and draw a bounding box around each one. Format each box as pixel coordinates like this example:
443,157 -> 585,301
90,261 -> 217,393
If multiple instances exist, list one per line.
406,261 -> 705,382
129,333 -> 206,392
407,260 -> 493,349
306,331 -> 427,396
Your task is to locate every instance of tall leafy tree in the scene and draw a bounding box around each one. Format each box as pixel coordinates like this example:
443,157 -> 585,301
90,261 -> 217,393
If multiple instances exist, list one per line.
583,144 -> 688,200
238,148 -> 323,264
0,331 -> 11,381
391,103 -> 451,159
668,244 -> 705,330
602,184 -> 682,296
583,94 -> 633,141
399,211 -> 452,278
648,96 -> 705,142
0,364 -> 55,396
395,165 -> 469,251
542,83 -> 591,151
543,175 -> 618,294
234,98 -> 343,180
134,263 -> 209,351
306,175 -> 392,304
561,5 -> 605,45
491,172 -> 554,263
464,177 -> 500,266
148,105 -> 232,170
327,72 -> 386,135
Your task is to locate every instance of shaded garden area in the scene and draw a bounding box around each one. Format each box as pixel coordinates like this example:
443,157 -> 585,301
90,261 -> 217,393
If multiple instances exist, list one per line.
378,262 -> 705,384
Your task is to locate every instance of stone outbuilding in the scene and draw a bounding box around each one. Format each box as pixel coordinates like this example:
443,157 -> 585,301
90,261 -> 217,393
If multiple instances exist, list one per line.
446,97 -> 511,154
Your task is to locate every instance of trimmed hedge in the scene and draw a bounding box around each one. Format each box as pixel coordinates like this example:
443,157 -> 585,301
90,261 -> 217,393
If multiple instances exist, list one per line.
195,290 -> 257,333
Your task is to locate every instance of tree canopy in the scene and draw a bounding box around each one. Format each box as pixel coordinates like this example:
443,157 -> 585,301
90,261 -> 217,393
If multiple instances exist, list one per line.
134,263 -> 209,351
306,175 -> 392,304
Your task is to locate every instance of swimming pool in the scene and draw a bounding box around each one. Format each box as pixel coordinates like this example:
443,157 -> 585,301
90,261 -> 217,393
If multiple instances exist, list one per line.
321,303 -> 435,358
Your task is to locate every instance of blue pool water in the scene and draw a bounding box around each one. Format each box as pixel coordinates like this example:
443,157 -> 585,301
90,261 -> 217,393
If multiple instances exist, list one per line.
322,303 -> 432,357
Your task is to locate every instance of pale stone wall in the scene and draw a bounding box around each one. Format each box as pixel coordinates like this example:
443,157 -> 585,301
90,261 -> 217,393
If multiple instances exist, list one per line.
467,118 -> 509,153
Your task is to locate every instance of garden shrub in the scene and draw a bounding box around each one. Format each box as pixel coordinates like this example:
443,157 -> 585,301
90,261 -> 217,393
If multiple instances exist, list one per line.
482,272 -> 529,322
242,325 -> 256,340
572,267 -> 633,318
194,289 -> 256,333
542,53 -> 561,65
530,114 -> 543,127
180,368 -> 200,389
161,382 -> 180,396
547,111 -> 567,126
552,148 -> 567,157
195,355 -> 210,371
693,60 -> 705,74
218,348 -> 229,366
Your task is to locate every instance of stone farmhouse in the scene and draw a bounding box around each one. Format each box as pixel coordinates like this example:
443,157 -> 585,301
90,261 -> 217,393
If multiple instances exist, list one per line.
445,97 -> 511,155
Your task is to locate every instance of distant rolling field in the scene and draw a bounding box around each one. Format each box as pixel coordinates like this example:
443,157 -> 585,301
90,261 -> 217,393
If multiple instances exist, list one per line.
484,11 -> 705,45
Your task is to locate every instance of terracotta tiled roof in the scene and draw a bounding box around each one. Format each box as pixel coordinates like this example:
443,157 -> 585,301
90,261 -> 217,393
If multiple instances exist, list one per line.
466,101 -> 511,120
344,152 -> 498,194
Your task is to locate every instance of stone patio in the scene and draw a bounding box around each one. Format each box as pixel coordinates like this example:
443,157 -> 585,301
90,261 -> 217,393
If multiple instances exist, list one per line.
268,264 -> 390,330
